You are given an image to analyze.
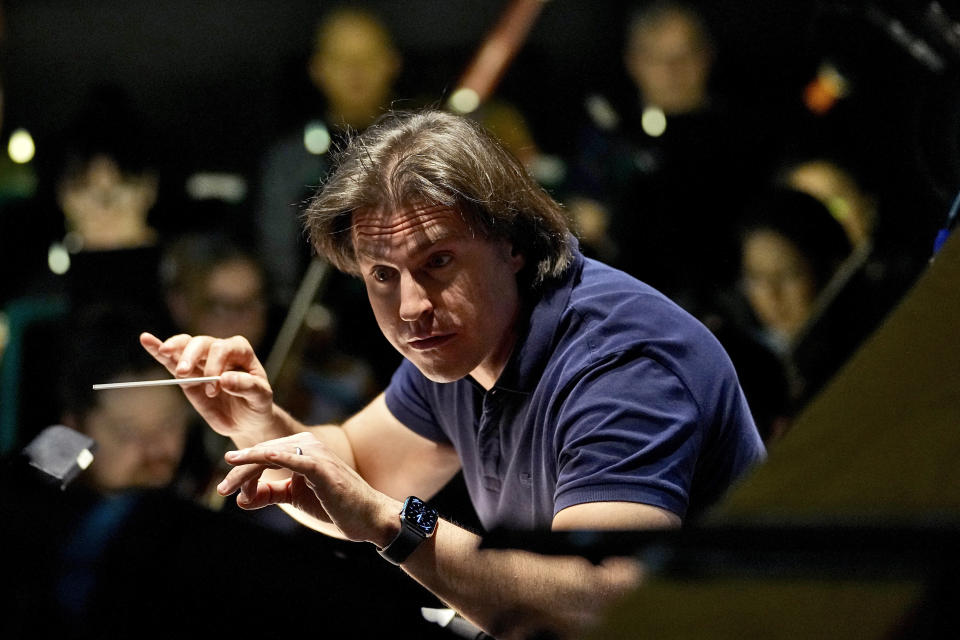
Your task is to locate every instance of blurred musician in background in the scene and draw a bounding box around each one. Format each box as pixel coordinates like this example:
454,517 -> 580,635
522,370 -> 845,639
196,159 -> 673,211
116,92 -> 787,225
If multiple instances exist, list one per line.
254,6 -> 404,392
566,1 -> 769,315
59,304 -> 211,499
255,6 -> 402,306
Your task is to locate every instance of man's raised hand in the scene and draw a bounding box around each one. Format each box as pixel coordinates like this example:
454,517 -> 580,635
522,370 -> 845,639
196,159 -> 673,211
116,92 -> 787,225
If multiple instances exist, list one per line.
139,332 -> 277,446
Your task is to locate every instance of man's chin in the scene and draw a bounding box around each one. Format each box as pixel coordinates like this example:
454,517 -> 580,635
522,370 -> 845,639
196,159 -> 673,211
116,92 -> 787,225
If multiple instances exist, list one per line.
408,358 -> 474,384
417,368 -> 470,384
132,468 -> 178,489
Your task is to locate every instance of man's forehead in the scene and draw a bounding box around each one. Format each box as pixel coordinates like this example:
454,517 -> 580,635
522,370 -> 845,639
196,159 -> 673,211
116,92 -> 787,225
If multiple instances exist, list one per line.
352,203 -> 472,257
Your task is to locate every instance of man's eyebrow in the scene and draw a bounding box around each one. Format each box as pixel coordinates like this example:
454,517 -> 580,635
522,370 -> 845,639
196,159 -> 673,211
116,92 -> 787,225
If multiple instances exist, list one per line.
357,230 -> 459,263
354,214 -> 468,262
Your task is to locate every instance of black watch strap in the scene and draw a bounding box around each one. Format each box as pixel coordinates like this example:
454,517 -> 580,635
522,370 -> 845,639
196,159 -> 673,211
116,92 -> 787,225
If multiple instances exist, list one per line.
378,496 -> 438,565
378,523 -> 425,565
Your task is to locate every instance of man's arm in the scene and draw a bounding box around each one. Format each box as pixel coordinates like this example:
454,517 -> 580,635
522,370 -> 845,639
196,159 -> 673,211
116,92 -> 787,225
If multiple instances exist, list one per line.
397,501 -> 677,640
224,394 -> 462,537
222,435 -> 677,640
341,394 -> 463,500
149,332 -> 671,637
140,331 -> 465,535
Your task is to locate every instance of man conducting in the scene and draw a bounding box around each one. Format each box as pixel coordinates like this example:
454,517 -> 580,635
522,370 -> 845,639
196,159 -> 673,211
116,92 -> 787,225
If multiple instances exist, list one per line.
140,109 -> 764,639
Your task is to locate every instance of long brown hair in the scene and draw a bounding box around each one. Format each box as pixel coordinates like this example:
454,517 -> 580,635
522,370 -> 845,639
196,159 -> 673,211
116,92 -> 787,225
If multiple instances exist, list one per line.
303,109 -> 573,292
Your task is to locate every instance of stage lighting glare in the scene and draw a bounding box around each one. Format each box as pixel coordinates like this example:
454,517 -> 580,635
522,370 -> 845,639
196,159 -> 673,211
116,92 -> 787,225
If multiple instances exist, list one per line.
448,87 -> 480,114
641,106 -> 667,137
8,128 -> 35,164
48,243 -> 70,275
304,121 -> 331,155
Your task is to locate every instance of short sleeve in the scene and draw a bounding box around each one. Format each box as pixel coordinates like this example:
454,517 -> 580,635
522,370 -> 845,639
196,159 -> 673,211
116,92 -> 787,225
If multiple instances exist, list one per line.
383,359 -> 450,443
552,355 -> 704,519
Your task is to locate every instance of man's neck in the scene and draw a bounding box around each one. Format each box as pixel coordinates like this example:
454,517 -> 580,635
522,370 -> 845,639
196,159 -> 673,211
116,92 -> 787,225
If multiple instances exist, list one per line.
469,311 -> 525,391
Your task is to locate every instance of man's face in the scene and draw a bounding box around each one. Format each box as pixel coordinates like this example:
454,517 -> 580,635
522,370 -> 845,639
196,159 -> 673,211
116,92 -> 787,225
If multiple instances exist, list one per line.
81,382 -> 190,492
190,258 -> 268,350
742,229 -> 817,341
58,154 -> 157,250
626,13 -> 712,115
352,204 -> 525,389
310,15 -> 399,121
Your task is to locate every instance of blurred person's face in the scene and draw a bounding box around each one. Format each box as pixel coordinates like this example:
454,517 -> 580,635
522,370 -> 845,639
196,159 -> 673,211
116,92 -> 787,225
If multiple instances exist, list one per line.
625,12 -> 712,115
785,161 -> 876,249
189,258 -> 268,350
310,15 -> 400,127
742,229 -> 818,342
352,203 -> 525,389
78,382 -> 190,492
58,154 -> 158,250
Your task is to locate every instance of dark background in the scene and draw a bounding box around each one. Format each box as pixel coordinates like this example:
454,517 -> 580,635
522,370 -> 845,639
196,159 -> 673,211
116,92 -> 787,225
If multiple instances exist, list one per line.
4,0 -> 958,238
2,0 -> 814,166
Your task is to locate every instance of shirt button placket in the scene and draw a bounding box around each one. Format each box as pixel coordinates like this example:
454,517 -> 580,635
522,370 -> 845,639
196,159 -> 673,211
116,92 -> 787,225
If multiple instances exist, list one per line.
478,388 -> 502,492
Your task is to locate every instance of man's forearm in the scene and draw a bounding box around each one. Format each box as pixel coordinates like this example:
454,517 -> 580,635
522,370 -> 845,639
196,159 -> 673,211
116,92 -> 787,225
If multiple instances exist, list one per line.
217,433 -> 641,637
398,521 -> 644,640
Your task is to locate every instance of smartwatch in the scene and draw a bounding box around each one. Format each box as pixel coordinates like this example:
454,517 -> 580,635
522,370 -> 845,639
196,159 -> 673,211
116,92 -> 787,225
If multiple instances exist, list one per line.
378,496 -> 439,565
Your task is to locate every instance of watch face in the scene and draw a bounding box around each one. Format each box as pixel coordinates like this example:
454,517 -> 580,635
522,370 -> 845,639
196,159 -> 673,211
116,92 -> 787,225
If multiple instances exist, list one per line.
403,496 -> 438,536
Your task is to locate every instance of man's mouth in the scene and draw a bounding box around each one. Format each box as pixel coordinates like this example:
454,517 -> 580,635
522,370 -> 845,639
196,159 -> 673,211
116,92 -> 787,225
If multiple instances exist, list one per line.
407,334 -> 455,350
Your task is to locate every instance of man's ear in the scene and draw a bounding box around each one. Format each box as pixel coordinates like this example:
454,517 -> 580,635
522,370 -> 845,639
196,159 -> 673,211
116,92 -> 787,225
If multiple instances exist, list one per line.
509,244 -> 525,273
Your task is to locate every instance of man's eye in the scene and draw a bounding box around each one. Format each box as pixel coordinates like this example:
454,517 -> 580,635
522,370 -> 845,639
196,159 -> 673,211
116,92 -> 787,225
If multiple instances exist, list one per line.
427,254 -> 452,269
372,267 -> 394,282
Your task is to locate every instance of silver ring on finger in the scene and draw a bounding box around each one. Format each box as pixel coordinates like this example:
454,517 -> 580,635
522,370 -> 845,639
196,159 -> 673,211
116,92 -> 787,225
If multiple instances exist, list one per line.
295,446 -> 303,456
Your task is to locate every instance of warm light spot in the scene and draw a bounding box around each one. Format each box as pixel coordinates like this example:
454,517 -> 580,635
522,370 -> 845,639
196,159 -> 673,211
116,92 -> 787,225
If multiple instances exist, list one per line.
304,121 -> 331,155
8,128 -> 35,164
48,243 -> 71,275
641,106 -> 667,137
76,449 -> 94,470
448,87 -> 480,114
803,63 -> 849,115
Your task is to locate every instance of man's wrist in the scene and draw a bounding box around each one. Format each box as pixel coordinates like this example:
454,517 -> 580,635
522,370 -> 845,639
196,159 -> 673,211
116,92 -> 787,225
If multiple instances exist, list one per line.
228,404 -> 300,450
270,404 -> 304,437
377,496 -> 439,565
373,497 -> 404,549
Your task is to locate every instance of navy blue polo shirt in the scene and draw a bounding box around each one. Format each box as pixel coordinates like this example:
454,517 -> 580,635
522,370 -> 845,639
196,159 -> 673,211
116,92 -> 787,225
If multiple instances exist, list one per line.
384,249 -> 765,531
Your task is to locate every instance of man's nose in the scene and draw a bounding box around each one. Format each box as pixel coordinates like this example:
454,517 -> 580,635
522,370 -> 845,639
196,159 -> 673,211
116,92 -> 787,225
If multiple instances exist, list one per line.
398,273 -> 433,322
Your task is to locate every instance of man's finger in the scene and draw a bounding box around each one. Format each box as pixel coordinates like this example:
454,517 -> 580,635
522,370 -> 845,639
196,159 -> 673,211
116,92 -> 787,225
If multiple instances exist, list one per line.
239,473 -> 260,503
204,336 -> 266,380
226,448 -> 317,477
177,335 -> 218,375
216,371 -> 274,409
236,479 -> 293,510
140,332 -> 185,375
218,460 -> 275,495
